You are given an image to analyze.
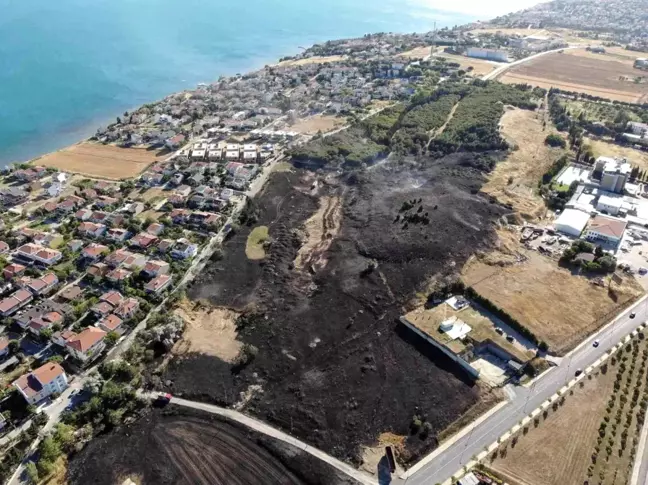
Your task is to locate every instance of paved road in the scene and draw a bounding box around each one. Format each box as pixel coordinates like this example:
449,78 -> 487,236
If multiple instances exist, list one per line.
400,295 -> 648,485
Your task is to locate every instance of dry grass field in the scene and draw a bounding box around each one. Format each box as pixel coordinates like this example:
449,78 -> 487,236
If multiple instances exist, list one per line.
461,230 -> 643,354
587,138 -> 648,171
36,143 -> 163,180
290,115 -> 344,135
500,50 -> 648,104
482,107 -> 563,220
397,46 -> 433,59
433,53 -> 499,77
277,55 -> 346,67
488,365 -> 615,485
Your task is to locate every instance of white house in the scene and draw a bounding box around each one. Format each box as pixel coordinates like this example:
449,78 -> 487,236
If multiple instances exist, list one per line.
13,363 -> 68,405
15,244 -> 62,266
171,238 -> 198,259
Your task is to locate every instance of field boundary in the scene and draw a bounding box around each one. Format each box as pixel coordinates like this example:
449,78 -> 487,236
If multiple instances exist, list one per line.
446,322 -> 648,485
140,393 -> 377,485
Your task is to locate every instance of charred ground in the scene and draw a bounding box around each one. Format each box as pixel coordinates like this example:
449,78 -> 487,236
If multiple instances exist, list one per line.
162,153 -> 509,465
67,405 -> 358,485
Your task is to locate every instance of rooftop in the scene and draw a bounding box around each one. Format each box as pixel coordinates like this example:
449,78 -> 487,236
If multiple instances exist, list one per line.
588,214 -> 628,239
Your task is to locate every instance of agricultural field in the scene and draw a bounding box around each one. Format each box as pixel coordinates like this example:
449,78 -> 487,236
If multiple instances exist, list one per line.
35,142 -> 164,180
461,228 -> 643,355
481,106 -> 564,220
290,115 -> 345,135
500,50 -> 648,104
562,98 -> 644,124
68,406 -> 359,485
489,333 -> 648,485
164,155 -> 510,466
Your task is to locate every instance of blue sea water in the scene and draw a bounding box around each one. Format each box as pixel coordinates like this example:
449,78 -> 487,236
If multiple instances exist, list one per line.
0,0 -> 478,166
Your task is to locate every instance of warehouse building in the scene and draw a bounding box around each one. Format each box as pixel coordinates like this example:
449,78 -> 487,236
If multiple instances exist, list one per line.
554,208 -> 591,237
465,47 -> 509,62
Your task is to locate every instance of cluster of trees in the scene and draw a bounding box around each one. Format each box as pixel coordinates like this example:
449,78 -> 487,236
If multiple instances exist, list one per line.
0,420 -> 45,483
542,154 -> 570,185
540,180 -> 578,211
544,134 -> 567,148
430,81 -> 539,155
25,423 -> 76,483
560,240 -> 617,274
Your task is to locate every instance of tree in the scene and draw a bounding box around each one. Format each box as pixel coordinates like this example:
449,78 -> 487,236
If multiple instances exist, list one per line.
105,331 -> 120,348
25,462 -> 39,484
545,134 -> 566,148
8,340 -> 19,355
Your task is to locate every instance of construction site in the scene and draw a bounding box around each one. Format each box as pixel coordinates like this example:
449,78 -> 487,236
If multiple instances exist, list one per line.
160,152 -> 512,467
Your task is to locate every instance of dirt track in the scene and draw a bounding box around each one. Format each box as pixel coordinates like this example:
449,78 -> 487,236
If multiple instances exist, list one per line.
68,407 -> 358,485
162,154 -> 509,466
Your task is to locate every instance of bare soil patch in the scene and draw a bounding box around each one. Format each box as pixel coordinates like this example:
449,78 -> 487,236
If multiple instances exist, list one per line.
291,115 -> 345,135
482,107 -> 563,220
67,406 -> 359,485
488,364 -> 616,485
462,229 -> 644,354
294,195 -> 343,271
499,50 -> 648,104
36,142 -> 164,180
173,299 -> 242,363
170,155 -> 510,465
397,46 -> 432,59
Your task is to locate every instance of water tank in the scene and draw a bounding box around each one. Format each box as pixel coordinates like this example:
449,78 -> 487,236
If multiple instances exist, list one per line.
440,320 -> 454,332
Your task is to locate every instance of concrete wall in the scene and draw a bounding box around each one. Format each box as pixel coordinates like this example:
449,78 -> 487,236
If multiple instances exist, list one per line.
399,317 -> 480,379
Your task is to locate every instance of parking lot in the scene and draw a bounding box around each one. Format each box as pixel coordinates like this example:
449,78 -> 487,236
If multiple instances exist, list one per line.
618,228 -> 648,290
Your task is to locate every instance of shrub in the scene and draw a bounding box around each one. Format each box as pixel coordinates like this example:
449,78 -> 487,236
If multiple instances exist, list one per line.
545,134 -> 567,148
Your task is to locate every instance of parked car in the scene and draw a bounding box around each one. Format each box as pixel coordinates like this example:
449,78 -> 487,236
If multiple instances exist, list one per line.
593,340 -> 599,348
155,392 -> 173,406
575,369 -> 583,376
506,335 -> 515,343
630,312 -> 636,319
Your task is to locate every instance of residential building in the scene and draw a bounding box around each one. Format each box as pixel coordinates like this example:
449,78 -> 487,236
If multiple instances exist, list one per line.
67,239 -> 84,252
81,243 -> 110,261
28,311 -> 64,336
114,297 -> 140,320
52,330 -> 77,347
15,243 -> 62,266
130,232 -> 158,249
145,274 -> 173,294
26,273 -> 59,296
146,223 -> 164,236
106,228 -> 130,243
58,285 -> 84,303
585,214 -> 628,244
143,260 -> 170,277
96,195 -> 119,208
13,363 -> 68,405
88,262 -> 110,278
172,238 -> 198,259
15,300 -> 69,330
0,241 -> 9,254
78,222 -> 107,239
0,337 -> 9,358
98,314 -> 124,334
0,289 -> 33,316
65,327 -> 106,362
107,268 -> 132,284
157,239 -> 175,253
89,211 -> 110,224
3,263 -> 26,280
75,208 -> 93,221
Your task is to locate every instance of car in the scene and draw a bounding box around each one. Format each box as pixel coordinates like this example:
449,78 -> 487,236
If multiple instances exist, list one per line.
575,369 -> 583,376
506,335 -> 515,343
495,328 -> 504,335
593,340 -> 599,348
155,392 -> 172,406
630,312 -> 636,319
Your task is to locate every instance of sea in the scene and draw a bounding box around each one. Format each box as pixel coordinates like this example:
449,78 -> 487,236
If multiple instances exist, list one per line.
0,0 -> 536,166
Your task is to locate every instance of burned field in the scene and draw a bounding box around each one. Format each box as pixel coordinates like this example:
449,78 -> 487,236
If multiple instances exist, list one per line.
67,406 -> 357,485
164,153 -> 509,465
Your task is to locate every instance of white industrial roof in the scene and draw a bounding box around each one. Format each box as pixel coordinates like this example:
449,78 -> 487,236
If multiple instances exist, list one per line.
598,194 -> 623,208
441,317 -> 472,340
555,208 -> 591,232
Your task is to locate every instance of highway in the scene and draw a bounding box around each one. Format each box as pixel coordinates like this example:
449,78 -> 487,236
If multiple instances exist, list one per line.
399,294 -> 648,485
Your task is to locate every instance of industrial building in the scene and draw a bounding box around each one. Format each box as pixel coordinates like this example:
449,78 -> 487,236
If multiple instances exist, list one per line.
465,47 -> 509,63
554,208 -> 591,237
595,157 -> 631,193
585,214 -> 628,244
597,194 -> 624,216
635,58 -> 648,69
